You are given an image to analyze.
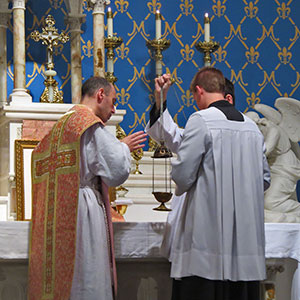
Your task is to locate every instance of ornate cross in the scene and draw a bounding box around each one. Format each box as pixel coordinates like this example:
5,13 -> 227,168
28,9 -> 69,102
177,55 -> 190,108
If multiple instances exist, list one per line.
30,15 -> 69,103
31,15 -> 69,70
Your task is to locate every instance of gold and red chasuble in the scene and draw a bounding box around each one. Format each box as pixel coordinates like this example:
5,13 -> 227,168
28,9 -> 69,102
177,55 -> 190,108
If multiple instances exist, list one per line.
28,105 -> 114,300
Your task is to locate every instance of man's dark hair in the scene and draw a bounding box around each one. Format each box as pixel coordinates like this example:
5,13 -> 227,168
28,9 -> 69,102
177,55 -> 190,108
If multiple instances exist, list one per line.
81,76 -> 112,100
224,78 -> 235,106
190,67 -> 225,94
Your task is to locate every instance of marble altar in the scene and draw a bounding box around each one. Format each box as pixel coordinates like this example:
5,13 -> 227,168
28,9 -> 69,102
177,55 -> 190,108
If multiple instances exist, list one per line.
0,221 -> 298,300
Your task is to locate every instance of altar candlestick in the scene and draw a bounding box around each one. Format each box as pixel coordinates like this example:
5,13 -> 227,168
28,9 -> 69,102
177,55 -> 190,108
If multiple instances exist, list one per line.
204,13 -> 210,42
155,10 -> 161,40
107,7 -> 113,37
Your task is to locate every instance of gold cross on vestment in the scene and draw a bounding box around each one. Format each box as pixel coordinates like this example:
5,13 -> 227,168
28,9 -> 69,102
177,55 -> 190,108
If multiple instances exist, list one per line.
33,116 -> 77,296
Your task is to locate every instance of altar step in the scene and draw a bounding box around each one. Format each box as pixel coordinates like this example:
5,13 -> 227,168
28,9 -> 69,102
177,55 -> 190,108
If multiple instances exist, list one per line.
129,151 -> 174,175
124,174 -> 176,195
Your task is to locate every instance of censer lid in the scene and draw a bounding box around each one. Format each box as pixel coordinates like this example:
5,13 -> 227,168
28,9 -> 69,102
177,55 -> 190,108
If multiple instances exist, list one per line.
152,141 -> 173,158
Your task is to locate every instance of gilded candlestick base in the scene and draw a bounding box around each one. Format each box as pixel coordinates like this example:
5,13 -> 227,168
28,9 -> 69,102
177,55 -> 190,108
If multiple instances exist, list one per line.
132,166 -> 142,175
146,39 -> 170,58
40,82 -> 63,103
195,41 -> 220,66
152,192 -> 172,211
40,70 -> 63,103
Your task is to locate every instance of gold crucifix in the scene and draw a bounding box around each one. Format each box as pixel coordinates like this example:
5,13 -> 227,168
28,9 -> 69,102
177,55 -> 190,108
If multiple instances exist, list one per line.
31,15 -> 69,103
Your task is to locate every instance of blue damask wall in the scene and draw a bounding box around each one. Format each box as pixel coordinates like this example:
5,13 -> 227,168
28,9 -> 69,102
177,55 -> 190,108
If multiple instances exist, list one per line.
6,0 -> 300,197
7,0 -> 300,133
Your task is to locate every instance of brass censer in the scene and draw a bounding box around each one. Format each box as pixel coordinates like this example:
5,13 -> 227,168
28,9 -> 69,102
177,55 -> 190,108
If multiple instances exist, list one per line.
152,140 -> 173,211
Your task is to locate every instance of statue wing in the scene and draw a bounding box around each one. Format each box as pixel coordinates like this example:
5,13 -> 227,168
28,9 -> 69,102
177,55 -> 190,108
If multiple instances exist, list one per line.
253,103 -> 281,125
275,97 -> 300,143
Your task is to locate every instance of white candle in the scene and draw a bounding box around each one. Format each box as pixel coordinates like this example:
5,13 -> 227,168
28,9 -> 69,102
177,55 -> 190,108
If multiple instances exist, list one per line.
155,10 -> 161,40
107,7 -> 113,37
156,60 -> 162,76
107,58 -> 114,73
204,13 -> 210,42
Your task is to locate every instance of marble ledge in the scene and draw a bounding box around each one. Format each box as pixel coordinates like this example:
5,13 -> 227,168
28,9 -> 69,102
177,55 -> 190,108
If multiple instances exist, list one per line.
0,103 -> 126,123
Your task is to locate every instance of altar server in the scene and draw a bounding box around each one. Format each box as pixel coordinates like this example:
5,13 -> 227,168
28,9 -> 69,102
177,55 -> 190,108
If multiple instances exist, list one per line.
146,68 -> 270,300
146,76 -> 236,261
28,76 -> 147,300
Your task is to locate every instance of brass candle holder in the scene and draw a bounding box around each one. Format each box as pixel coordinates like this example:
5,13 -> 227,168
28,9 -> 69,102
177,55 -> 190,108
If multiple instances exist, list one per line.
146,38 -> 170,76
195,41 -> 220,66
104,36 -> 123,84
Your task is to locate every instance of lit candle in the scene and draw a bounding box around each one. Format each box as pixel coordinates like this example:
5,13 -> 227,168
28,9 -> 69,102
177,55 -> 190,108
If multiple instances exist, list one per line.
107,7 -> 113,37
204,13 -> 210,42
155,10 -> 161,40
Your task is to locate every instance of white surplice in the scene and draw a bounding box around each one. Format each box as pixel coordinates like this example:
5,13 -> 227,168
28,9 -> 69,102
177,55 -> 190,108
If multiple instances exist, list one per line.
146,108 -> 271,281
70,123 -> 131,300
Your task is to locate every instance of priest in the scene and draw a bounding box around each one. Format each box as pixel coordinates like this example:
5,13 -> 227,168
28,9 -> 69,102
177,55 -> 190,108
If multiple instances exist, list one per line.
28,76 -> 147,300
146,68 -> 271,300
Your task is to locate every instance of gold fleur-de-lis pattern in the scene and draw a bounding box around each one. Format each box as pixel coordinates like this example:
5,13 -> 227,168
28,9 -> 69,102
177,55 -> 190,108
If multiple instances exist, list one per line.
244,2 -> 258,19
6,0 -> 300,148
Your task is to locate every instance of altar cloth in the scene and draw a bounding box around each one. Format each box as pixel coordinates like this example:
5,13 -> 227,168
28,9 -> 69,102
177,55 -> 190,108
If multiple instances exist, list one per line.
0,221 -> 299,299
0,221 -> 29,260
265,223 -> 300,300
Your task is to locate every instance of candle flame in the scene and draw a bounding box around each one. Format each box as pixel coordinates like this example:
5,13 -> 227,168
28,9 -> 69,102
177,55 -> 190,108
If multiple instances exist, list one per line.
156,10 -> 160,14
205,13 -> 208,17
108,7 -> 112,12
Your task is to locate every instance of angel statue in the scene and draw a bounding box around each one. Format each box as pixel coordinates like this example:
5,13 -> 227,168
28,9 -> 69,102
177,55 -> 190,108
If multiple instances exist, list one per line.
246,97 -> 300,223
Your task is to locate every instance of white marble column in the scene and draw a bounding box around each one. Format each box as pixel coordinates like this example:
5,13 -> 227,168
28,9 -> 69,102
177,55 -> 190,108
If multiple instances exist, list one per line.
88,0 -> 109,77
0,11 -> 10,107
9,0 -> 31,105
65,15 -> 85,103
